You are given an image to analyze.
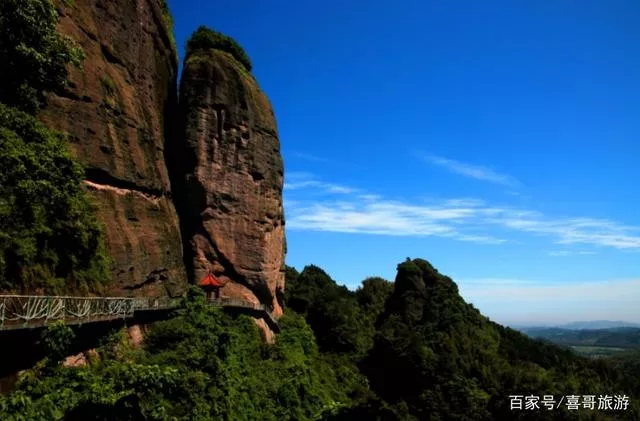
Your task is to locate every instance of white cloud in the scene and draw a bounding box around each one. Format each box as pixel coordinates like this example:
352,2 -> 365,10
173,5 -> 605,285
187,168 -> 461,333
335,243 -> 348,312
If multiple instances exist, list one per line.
423,154 -> 521,187
358,194 -> 383,202
548,250 -> 598,257
286,199 -> 506,244
284,172 -> 358,195
491,215 -> 640,250
288,151 -> 363,169
289,151 -> 334,164
284,175 -> 640,251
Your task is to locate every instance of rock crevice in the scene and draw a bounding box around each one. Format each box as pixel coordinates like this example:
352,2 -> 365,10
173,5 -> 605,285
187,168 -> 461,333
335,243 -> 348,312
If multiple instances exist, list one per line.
85,168 -> 170,199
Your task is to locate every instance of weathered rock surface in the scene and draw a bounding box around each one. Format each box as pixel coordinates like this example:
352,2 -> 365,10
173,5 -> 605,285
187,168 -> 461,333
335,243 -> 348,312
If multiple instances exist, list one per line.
171,49 -> 286,317
40,0 -> 187,296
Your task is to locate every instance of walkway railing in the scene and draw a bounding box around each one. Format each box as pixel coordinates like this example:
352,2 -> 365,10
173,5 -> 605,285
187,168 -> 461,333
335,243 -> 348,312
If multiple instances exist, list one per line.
0,295 -> 279,332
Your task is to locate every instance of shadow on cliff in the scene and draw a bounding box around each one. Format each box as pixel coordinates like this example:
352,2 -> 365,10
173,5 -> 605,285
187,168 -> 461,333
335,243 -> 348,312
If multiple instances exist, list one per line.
164,65 -> 276,312
163,66 -> 194,287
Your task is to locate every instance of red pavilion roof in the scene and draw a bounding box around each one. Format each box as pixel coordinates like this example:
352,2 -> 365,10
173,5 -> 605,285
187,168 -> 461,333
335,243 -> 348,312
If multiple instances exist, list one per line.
199,273 -> 224,288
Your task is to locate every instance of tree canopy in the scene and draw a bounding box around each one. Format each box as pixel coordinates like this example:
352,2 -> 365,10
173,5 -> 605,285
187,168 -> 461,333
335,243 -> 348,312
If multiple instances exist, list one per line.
185,26 -> 253,72
0,0 -> 83,114
1,263 -> 640,420
0,0 -> 109,293
0,104 -> 110,293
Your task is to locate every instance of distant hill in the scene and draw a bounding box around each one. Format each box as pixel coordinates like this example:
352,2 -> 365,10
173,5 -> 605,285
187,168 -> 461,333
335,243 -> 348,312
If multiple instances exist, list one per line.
560,320 -> 640,330
521,326 -> 640,350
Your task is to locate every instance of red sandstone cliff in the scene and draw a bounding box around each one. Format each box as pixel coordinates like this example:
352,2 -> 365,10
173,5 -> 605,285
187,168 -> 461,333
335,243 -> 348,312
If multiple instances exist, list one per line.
37,2 -> 287,321
171,49 -> 286,317
39,0 -> 187,297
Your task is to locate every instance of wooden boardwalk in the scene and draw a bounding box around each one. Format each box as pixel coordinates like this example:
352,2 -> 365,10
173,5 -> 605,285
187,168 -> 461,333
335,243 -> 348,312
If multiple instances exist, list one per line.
0,295 -> 279,333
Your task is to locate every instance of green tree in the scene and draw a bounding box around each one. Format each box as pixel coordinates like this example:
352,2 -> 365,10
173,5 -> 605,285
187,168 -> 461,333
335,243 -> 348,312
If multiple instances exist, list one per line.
285,265 -> 372,355
185,26 -> 253,72
356,276 -> 393,324
0,104 -> 110,293
0,0 -> 84,114
1,262 -> 639,420
0,0 -> 108,293
41,321 -> 75,363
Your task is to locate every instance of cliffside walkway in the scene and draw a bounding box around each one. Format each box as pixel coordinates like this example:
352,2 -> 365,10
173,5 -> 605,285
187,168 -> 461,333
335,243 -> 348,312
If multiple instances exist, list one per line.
0,295 -> 279,333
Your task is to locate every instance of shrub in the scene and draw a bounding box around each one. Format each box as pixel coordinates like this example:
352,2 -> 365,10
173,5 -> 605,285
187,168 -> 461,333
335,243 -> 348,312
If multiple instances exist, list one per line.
0,0 -> 84,114
100,76 -> 116,96
41,321 -> 75,363
185,26 -> 253,72
160,0 -> 176,53
0,104 -> 111,293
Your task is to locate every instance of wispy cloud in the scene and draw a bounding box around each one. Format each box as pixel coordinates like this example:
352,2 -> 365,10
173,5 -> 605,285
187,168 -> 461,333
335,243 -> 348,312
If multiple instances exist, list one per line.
284,172 -> 358,195
457,278 -> 640,324
422,154 -> 521,187
285,175 -> 640,250
286,200 -> 506,244
548,250 -> 598,257
289,151 -> 334,164
493,215 -> 640,249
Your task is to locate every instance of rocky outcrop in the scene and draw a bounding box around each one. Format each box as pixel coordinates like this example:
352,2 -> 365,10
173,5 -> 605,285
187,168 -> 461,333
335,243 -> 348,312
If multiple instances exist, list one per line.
171,49 -> 286,317
40,0 -> 187,296
36,3 -> 286,322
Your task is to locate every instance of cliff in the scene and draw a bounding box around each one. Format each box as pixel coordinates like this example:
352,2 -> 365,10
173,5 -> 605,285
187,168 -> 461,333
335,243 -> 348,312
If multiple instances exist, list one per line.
36,4 -> 286,325
39,0 -> 187,297
170,43 -> 286,317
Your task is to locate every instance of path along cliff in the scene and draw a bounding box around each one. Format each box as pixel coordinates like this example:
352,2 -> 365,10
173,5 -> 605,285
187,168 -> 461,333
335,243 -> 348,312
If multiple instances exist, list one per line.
38,1 -> 286,334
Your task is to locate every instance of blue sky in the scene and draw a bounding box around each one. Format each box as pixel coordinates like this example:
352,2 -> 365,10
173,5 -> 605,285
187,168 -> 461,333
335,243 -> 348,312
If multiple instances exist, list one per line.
168,0 -> 640,325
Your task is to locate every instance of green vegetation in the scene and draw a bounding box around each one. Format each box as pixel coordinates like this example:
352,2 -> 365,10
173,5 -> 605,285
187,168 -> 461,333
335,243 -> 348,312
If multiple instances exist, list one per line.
0,288 -> 348,420
0,0 -> 110,293
0,0 -> 84,114
186,26 -> 253,72
610,350 -> 640,396
285,259 -> 640,420
160,0 -> 177,53
572,346 -> 628,358
0,104 -> 110,293
3,262 -> 639,420
41,321 -> 76,362
100,77 -> 116,96
99,76 -> 123,116
523,326 -> 640,350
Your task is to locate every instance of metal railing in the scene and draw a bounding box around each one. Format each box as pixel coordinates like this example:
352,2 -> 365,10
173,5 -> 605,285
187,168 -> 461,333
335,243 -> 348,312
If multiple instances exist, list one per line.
216,297 -> 266,311
0,295 -> 135,330
131,297 -> 182,311
0,295 -> 279,332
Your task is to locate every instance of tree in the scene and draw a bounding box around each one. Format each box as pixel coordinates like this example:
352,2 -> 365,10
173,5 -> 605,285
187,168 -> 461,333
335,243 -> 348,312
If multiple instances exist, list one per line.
356,277 -> 393,321
0,0 -> 108,293
0,104 -> 110,293
41,321 -> 75,363
0,0 -> 84,114
185,26 -> 252,72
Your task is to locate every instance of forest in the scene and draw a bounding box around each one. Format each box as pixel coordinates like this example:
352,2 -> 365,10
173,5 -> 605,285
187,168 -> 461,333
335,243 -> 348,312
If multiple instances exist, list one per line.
1,260 -> 639,420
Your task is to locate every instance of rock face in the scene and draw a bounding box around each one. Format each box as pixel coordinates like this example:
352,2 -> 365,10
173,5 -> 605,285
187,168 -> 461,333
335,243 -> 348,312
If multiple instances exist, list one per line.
39,0 -> 187,296
36,2 -> 287,324
171,49 -> 286,317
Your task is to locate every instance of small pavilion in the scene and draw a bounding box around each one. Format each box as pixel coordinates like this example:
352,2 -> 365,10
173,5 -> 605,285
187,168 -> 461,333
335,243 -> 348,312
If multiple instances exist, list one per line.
199,272 -> 224,300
